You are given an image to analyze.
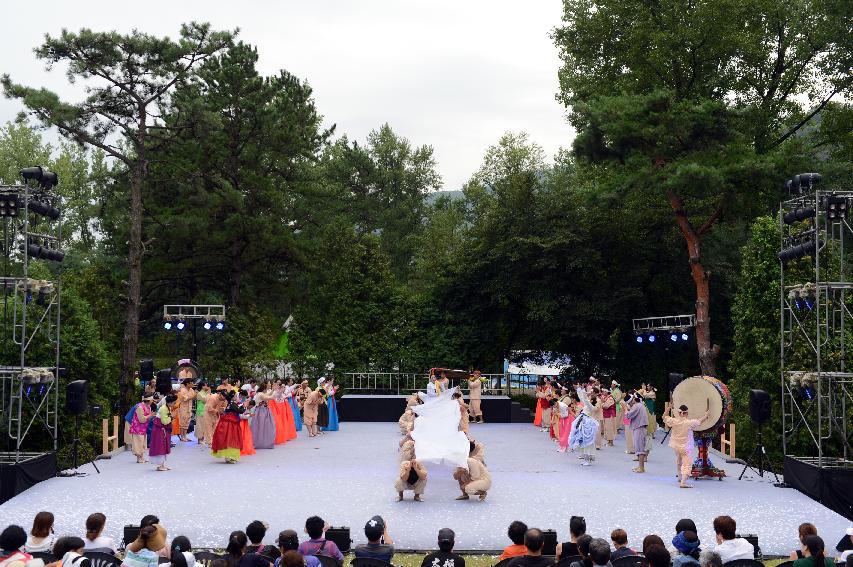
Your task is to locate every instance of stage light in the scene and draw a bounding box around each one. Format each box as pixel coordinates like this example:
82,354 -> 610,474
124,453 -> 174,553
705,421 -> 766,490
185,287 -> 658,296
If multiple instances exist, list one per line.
669,333 -> 677,342
681,333 -> 689,341
648,334 -> 656,343
0,193 -> 20,218
20,166 -> 59,188
215,321 -> 224,330
176,321 -> 185,331
636,335 -> 643,344
203,321 -> 212,330
164,321 -> 172,330
27,200 -> 60,220
826,195 -> 848,222
20,166 -> 43,181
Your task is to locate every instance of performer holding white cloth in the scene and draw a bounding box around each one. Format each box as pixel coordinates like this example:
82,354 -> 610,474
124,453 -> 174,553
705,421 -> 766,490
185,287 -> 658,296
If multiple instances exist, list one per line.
410,387 -> 470,469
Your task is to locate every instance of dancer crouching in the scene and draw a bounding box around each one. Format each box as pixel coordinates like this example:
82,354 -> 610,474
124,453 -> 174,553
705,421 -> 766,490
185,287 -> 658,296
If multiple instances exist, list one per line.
456,456 -> 491,501
396,458 -> 427,502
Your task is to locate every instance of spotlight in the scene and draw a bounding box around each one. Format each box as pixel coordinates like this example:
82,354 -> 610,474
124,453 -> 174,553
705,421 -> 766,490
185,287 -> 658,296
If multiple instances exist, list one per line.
27,200 -> 60,220
176,321 -> 185,330
215,321 -> 224,330
164,321 -> 172,330
20,166 -> 59,188
826,195 -> 849,222
669,333 -> 678,342
0,193 -> 20,218
636,335 -> 643,344
20,166 -> 43,181
681,333 -> 689,341
203,321 -> 212,330
804,298 -> 814,310
648,334 -> 656,343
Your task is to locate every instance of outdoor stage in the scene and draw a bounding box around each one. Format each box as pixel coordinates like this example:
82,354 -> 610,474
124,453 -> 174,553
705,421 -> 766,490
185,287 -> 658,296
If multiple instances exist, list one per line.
0,422 -> 849,554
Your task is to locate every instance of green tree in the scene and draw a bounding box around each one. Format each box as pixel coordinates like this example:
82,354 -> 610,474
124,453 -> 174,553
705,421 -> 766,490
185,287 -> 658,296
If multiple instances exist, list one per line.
3,23 -> 234,420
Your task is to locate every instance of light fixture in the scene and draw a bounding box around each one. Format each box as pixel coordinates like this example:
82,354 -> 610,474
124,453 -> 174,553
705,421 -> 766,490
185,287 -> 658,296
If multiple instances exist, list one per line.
215,321 -> 224,330
648,334 -> 656,343
670,333 -> 678,342
27,199 -> 60,220
203,321 -> 212,330
176,321 -> 186,331
0,193 -> 20,218
164,321 -> 172,330
20,166 -> 58,189
635,335 -> 643,344
681,333 -> 689,341
826,195 -> 848,222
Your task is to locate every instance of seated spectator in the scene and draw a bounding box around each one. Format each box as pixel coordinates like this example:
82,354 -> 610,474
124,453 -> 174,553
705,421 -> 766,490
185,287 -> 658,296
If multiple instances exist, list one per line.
122,524 -> 166,567
570,535 -> 594,567
500,522 -> 528,561
610,530 -> 634,561
24,513 -> 56,554
791,524 -> 818,561
275,531 -> 318,567
1,525 -> 38,567
297,518 -> 343,564
226,532 -> 248,567
838,527 -> 853,563
557,516 -> 587,560
138,517 -> 169,560
246,522 -> 268,555
644,545 -> 670,567
711,517 -> 754,563
699,551 -> 722,567
83,513 -> 116,555
670,521 -> 698,559
642,536 -> 665,556
352,516 -> 394,564
588,539 -> 612,567
279,552 -> 304,567
57,538 -> 89,567
794,536 -> 835,567
672,531 -> 701,567
420,528 -> 464,567
168,536 -> 195,567
507,529 -> 555,567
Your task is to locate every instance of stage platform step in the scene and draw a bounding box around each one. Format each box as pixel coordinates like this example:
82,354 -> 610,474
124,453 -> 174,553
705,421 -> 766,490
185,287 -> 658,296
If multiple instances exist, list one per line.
340,394 -> 528,423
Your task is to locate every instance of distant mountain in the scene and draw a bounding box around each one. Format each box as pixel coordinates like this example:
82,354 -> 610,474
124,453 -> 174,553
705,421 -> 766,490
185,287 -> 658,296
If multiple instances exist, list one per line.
425,190 -> 464,205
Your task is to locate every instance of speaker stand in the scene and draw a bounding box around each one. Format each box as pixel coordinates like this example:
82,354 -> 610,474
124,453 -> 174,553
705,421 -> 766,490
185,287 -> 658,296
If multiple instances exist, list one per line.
737,424 -> 778,482
57,414 -> 100,477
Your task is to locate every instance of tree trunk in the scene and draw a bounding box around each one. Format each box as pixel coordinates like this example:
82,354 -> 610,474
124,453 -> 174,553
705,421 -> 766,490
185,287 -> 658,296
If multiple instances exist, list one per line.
228,239 -> 245,307
666,189 -> 720,376
118,155 -> 147,435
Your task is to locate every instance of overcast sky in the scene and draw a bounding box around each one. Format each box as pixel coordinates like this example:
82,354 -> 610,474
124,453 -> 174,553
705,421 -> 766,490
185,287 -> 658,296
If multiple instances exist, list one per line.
0,0 -> 574,190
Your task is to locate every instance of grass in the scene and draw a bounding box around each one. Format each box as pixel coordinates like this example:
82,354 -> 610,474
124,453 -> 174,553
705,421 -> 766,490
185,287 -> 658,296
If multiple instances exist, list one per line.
361,555 -> 789,567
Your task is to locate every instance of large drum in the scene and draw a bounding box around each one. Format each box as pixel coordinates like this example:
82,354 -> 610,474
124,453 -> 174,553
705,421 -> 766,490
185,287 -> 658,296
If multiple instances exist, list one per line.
671,375 -> 732,439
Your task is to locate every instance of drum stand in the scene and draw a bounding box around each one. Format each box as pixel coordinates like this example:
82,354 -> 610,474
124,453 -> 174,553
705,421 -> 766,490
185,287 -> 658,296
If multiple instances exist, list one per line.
738,424 -> 779,482
691,437 -> 726,479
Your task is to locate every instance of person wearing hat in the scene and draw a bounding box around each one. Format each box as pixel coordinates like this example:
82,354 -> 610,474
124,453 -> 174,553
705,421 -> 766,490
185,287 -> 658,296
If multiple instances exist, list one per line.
396,458 -> 428,501
129,393 -> 155,463
662,402 -> 710,488
353,516 -> 395,563
838,527 -> 853,563
121,524 -> 166,567
467,372 -> 484,423
420,529 -> 464,567
599,388 -> 617,446
175,379 -> 197,442
611,380 -> 624,433
195,382 -> 210,444
672,531 -> 701,567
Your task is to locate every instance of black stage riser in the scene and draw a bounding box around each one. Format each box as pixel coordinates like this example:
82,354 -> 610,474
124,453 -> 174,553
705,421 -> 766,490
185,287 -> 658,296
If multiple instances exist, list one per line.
784,456 -> 853,521
0,452 -> 56,504
340,395 -> 520,423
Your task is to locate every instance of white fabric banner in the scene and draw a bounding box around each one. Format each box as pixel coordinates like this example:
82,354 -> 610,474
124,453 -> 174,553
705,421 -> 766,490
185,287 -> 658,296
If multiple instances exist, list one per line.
410,388 -> 470,469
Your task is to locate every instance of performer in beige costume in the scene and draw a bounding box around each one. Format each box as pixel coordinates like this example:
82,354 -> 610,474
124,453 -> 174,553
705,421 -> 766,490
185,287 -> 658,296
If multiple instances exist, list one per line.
457,457 -> 491,501
396,459 -> 427,502
467,372 -> 483,423
303,387 -> 323,437
176,379 -> 197,442
662,402 -> 709,488
601,389 -> 617,446
398,409 -> 415,435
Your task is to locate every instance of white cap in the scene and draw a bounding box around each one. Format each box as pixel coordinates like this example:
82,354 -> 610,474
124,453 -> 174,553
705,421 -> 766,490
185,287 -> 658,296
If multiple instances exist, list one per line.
317,377 -> 326,385
847,526 -> 853,536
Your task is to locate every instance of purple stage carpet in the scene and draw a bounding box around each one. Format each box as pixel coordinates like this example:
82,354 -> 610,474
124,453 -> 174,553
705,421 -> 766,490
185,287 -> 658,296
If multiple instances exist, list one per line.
0,422 -> 848,554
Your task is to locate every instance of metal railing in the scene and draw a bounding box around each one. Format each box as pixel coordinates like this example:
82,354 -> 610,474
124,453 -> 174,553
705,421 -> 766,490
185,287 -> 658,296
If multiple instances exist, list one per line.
341,372 -> 511,395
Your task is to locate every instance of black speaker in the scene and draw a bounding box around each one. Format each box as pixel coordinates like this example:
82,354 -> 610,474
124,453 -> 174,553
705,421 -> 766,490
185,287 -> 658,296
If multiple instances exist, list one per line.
542,529 -> 557,556
736,533 -> 761,559
155,369 -> 172,395
139,359 -> 154,383
66,380 -> 88,416
668,373 -> 685,391
749,389 -> 771,424
325,527 -> 351,553
123,525 -> 141,548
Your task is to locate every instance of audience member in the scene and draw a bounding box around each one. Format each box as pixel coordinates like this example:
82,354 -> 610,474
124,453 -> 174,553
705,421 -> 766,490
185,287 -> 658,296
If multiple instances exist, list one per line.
642,535 -> 665,556
24,513 -> 56,554
712,517 -> 754,563
698,550 -> 722,567
588,538 -> 612,567
610,529 -> 634,561
791,524 -> 818,561
138,517 -> 169,560
297,518 -> 343,564
275,531 -> 318,567
278,552 -> 303,567
352,516 -> 394,563
670,521 -> 698,559
121,524 -> 165,567
168,536 -> 194,567
225,531 -> 248,567
55,537 -> 89,567
83,513 -> 116,555
794,535 -> 835,567
570,535 -> 594,567
420,528 -> 464,567
500,522 -> 528,561
672,531 -> 701,567
838,527 -> 853,563
1,526 -> 36,567
508,529 -> 555,567
645,545 -> 670,567
557,516 -> 587,560
246,523 -> 267,555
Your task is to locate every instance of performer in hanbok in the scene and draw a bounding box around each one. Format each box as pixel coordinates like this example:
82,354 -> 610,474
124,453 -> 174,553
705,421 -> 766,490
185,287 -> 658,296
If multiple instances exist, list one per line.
203,387 -> 228,447
625,393 -> 649,473
321,377 -> 339,431
553,397 -> 571,452
150,394 -> 174,471
286,379 -> 303,432
279,381 -> 298,441
640,383 -> 659,435
211,391 -> 244,463
269,381 -> 288,445
195,382 -> 210,444
534,379 -> 551,430
601,388 -> 617,446
176,379 -> 197,442
662,402 -> 709,488
395,458 -> 427,502
302,385 -> 323,437
316,378 -> 330,432
611,381 -> 624,431
436,372 -> 450,395
251,383 -> 276,449
467,372 -> 484,423
569,386 -> 601,465
240,400 -> 257,456
457,456 -> 491,501
129,393 -> 154,463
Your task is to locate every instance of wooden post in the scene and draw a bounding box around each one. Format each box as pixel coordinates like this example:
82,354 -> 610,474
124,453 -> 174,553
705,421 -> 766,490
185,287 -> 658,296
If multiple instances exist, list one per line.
101,415 -> 120,457
720,422 -> 736,458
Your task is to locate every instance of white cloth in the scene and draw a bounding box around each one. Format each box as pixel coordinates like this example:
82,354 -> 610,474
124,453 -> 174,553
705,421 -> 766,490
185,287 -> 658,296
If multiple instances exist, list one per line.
426,382 -> 437,397
714,539 -> 755,563
410,388 -> 469,469
557,401 -> 569,418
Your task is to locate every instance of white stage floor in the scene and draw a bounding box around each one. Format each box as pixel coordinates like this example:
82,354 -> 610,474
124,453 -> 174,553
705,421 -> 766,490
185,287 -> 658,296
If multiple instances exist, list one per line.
0,422 -> 849,554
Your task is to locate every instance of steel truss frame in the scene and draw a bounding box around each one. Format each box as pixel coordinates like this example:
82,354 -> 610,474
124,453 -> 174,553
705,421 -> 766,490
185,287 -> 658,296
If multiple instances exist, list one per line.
780,189 -> 853,468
